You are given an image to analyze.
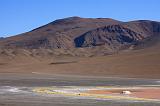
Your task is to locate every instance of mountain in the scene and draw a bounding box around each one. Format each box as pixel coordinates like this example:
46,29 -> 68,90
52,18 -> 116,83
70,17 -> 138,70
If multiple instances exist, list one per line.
0,17 -> 160,78
0,17 -> 120,49
74,20 -> 160,49
0,37 -> 4,40
74,24 -> 143,49
0,17 -> 160,56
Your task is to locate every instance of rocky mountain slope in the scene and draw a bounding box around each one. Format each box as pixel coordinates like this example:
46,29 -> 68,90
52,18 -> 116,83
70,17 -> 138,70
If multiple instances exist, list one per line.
0,17 -> 160,57
0,37 -> 4,40
74,20 -> 160,49
0,17 -> 120,49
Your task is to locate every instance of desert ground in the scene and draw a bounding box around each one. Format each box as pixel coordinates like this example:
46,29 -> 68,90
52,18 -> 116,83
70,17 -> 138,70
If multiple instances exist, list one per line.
0,73 -> 160,106
0,44 -> 160,106
0,44 -> 160,78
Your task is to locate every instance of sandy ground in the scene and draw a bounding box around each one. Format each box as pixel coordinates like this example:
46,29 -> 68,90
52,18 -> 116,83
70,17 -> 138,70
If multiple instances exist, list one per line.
87,88 -> 160,100
0,47 -> 160,79
132,89 -> 160,99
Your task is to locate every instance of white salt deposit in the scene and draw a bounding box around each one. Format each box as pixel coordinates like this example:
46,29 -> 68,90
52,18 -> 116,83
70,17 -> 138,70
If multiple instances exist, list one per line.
121,91 -> 132,95
7,87 -> 21,92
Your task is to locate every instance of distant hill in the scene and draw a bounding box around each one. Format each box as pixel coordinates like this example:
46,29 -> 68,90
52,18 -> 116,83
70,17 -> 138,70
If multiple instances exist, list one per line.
0,17 -> 120,49
0,37 -> 4,40
0,17 -> 160,56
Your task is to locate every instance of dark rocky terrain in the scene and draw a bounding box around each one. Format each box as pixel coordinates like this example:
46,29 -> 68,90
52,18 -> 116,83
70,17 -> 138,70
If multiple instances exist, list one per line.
0,17 -> 160,57
75,21 -> 160,48
0,17 -> 120,49
0,37 -> 4,40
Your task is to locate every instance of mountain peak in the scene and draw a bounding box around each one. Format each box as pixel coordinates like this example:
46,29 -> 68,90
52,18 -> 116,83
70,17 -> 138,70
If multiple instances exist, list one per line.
0,17 -> 160,53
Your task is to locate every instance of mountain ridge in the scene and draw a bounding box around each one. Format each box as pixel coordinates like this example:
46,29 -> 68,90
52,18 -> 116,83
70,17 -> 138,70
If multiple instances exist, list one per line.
0,17 -> 160,56
0,17 -> 120,49
1,17 -> 160,78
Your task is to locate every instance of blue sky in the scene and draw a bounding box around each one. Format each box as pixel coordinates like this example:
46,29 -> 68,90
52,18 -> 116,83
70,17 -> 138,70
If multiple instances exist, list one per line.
0,0 -> 160,37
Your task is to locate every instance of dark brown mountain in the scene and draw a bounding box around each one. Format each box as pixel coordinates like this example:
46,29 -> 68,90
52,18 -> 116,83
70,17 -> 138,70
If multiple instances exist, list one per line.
74,20 -> 160,50
0,37 -> 4,40
74,24 -> 143,49
0,17 -> 160,56
0,17 -> 120,49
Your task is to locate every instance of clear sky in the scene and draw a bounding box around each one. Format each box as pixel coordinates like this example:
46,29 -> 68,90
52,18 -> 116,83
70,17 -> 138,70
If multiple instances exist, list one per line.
0,0 -> 160,37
